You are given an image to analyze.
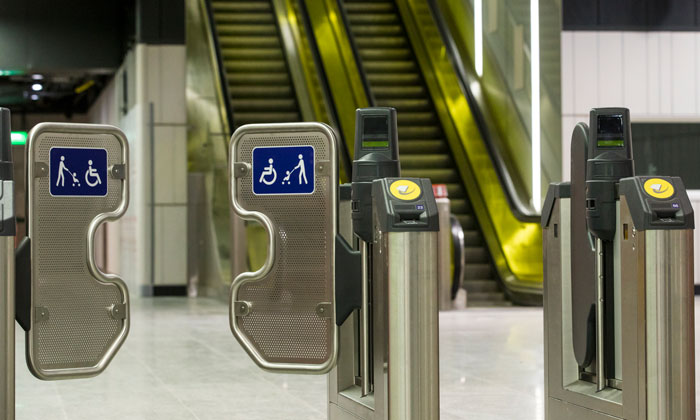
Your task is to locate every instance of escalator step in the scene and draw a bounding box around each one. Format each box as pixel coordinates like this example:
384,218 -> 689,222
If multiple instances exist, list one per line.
356,36 -> 407,48
466,292 -> 511,307
344,3 -> 394,13
213,12 -> 274,24
444,183 -> 465,198
397,139 -> 448,154
456,214 -> 476,230
360,48 -> 411,60
449,198 -> 471,215
215,23 -> 277,35
463,279 -> 499,293
231,98 -> 297,111
362,61 -> 416,73
397,111 -> 437,125
463,230 -> 484,247
352,25 -> 403,36
234,112 -> 300,125
399,154 -> 451,169
211,2 -> 271,13
227,72 -> 291,85
464,263 -> 492,280
368,73 -> 421,85
229,85 -> 294,97
372,85 -> 427,98
397,125 -> 443,138
465,247 -> 490,264
376,98 -> 430,111
225,60 -> 286,72
217,35 -> 280,47
220,48 -> 283,60
348,13 -> 399,24
400,168 -> 459,183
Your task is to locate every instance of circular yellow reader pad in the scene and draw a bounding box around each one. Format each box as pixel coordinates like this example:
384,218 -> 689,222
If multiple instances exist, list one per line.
390,180 -> 421,201
643,178 -> 674,199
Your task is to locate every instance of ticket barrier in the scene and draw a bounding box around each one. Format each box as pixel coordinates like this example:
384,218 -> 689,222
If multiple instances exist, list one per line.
542,108 -> 695,419
228,108 -> 441,419
0,108 -> 130,419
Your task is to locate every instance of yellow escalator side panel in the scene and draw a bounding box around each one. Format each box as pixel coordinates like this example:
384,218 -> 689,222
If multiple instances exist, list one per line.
304,0 -> 370,159
396,0 -> 542,292
436,0 -> 541,199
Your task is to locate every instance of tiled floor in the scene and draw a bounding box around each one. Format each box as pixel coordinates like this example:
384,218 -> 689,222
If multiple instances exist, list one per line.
13,297 -> 699,419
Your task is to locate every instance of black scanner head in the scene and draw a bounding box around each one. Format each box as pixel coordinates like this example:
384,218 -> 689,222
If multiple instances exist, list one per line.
352,107 -> 400,182
587,108 -> 634,182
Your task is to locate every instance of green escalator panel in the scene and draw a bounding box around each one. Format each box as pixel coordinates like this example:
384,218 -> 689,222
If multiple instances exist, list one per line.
341,0 -> 508,305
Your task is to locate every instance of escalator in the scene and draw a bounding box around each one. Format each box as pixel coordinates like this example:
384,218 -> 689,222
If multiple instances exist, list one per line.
198,0 -> 542,305
340,0 -> 507,306
210,0 -> 303,128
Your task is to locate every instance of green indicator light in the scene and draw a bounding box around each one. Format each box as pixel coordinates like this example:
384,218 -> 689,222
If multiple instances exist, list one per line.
597,139 -> 624,147
11,131 -> 27,145
362,141 -> 389,148
0,70 -> 24,77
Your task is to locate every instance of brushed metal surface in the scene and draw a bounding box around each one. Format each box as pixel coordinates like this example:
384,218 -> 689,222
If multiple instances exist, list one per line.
386,231 -> 439,420
26,123 -> 129,380
645,229 -> 695,420
229,122 -> 337,373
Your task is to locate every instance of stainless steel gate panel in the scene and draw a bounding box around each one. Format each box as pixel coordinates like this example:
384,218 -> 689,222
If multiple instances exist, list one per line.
26,123 -> 129,380
229,123 -> 338,373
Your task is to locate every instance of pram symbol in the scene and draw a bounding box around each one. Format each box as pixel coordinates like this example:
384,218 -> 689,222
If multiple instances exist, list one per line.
50,147 -> 108,197
252,145 -> 315,195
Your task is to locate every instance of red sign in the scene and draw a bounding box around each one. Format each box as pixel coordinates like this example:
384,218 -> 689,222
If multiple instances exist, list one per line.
432,184 -> 448,199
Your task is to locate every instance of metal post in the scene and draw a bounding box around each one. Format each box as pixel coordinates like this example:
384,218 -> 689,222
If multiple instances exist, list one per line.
595,237 -> 606,391
360,239 -> 372,397
387,231 -> 439,420
0,236 -> 14,420
0,108 -> 15,420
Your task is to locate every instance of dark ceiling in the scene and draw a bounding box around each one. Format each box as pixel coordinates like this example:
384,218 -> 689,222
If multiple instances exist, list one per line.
0,73 -> 112,116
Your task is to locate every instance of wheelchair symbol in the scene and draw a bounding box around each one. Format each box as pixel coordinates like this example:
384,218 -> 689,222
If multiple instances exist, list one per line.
258,158 -> 277,186
85,160 -> 102,187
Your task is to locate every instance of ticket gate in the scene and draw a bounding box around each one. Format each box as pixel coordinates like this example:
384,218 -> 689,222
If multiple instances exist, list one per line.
0,108 -> 130,419
542,107 -> 695,419
228,108 -> 441,419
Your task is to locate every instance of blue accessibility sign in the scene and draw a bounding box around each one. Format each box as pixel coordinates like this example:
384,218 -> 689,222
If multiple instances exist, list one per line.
50,147 -> 108,197
252,145 -> 315,195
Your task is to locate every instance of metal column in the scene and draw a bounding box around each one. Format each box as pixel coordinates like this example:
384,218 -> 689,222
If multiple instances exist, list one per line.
386,230 -> 440,420
0,108 -> 14,420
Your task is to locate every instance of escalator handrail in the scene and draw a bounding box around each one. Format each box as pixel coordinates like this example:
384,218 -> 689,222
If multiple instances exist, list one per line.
296,0 -> 353,180
202,0 -> 235,137
428,0 -> 539,223
396,0 -> 542,302
333,0 -> 377,108
301,0 -> 370,157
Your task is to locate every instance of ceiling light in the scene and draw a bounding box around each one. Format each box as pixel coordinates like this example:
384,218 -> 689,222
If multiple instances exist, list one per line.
31,83 -> 43,92
31,74 -> 44,80
30,94 -> 39,101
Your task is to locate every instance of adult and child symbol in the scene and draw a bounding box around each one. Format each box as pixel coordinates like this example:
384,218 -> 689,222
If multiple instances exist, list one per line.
50,147 -> 108,197
252,145 -> 315,195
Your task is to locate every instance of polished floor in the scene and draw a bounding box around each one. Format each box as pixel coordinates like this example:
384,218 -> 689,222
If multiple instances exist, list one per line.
13,296 -> 700,419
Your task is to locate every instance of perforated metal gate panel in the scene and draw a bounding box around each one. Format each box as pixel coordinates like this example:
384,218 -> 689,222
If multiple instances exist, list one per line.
230,123 -> 337,373
26,123 -> 129,380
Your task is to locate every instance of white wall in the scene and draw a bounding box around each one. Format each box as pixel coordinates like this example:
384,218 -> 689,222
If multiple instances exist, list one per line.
561,31 -> 700,285
561,31 -> 700,180
89,43 -> 188,296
